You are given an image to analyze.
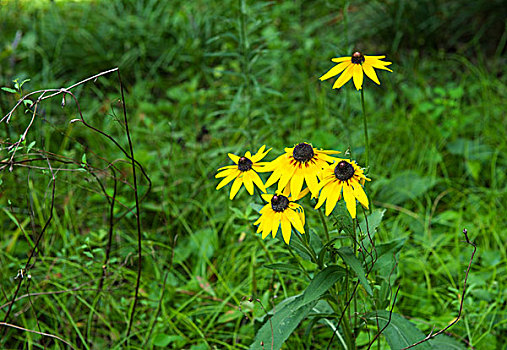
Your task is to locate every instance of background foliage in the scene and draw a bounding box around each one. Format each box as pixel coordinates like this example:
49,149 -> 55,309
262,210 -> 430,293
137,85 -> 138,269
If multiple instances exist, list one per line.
1,0 -> 506,348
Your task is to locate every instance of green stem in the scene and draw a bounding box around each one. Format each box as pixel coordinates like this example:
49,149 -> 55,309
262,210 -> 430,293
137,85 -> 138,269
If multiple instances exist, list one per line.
352,218 -> 358,338
360,88 -> 369,169
318,208 -> 330,242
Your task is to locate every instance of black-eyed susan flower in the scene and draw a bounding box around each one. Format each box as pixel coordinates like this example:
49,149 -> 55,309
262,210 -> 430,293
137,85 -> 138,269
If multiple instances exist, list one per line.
320,52 -> 392,90
263,142 -> 339,199
315,159 -> 370,218
254,187 -> 308,244
216,145 -> 271,200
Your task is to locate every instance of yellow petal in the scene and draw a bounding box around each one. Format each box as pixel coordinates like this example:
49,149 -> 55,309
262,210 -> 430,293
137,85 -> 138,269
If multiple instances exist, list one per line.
286,208 -> 304,234
215,168 -> 234,178
343,183 -> 356,218
331,56 -> 352,63
352,182 -> 369,209
304,171 -> 319,197
290,171 -> 305,200
243,171 -> 254,195
271,214 -> 280,238
352,64 -> 364,90
364,55 -> 386,60
294,187 -> 310,201
216,165 -> 236,172
278,164 -> 297,191
229,176 -> 243,200
250,171 -> 267,193
261,193 -> 273,202
319,61 -> 350,81
332,64 -> 354,89
281,217 -> 292,244
325,181 -> 341,216
362,62 -> 380,85
228,153 -> 240,163
314,183 -> 329,210
216,171 -> 239,190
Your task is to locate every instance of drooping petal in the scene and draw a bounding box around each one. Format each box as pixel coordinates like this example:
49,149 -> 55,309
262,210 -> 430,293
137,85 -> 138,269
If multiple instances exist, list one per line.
332,64 -> 354,89
271,214 -> 280,238
315,183 -> 330,210
216,171 -> 239,190
285,208 -> 304,234
352,182 -> 369,209
342,183 -> 356,218
293,187 -> 310,201
229,176 -> 244,200
304,171 -> 319,197
362,62 -> 381,85
250,170 -> 267,193
290,171 -> 305,200
280,217 -> 292,244
352,64 -> 364,90
243,171 -> 254,195
325,181 -> 341,216
319,62 -> 350,81
277,164 -> 297,191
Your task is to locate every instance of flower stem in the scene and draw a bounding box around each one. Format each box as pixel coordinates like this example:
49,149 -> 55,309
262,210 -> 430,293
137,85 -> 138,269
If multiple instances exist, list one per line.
318,208 -> 330,242
360,88 -> 369,169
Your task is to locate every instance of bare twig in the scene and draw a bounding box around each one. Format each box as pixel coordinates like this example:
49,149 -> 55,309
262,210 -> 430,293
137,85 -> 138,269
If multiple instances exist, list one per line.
400,228 -> 476,349
0,322 -> 77,349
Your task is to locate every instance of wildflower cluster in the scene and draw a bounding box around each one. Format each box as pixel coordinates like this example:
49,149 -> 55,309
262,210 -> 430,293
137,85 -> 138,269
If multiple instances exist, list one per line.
215,142 -> 370,244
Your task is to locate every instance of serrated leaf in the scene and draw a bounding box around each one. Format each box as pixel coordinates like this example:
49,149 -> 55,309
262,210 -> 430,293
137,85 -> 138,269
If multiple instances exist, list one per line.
366,311 -> 432,350
249,294 -> 317,350
302,265 -> 346,303
337,247 -> 373,295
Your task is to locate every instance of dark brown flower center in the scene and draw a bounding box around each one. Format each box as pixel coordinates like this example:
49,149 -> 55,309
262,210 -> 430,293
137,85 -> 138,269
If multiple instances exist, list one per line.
351,51 -> 365,64
292,143 -> 314,162
238,157 -> 253,171
334,161 -> 355,181
271,195 -> 289,212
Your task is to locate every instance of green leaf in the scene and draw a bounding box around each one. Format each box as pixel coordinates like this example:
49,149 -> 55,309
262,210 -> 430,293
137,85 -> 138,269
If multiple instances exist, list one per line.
429,335 -> 467,349
302,265 -> 346,303
359,209 -> 385,241
249,294 -> 317,350
366,311 -> 432,350
1,87 -> 17,94
152,334 -> 184,347
264,263 -> 301,272
337,247 -> 373,295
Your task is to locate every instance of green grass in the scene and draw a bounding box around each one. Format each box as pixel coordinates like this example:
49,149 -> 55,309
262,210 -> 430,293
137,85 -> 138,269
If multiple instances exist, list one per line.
1,0 -> 506,349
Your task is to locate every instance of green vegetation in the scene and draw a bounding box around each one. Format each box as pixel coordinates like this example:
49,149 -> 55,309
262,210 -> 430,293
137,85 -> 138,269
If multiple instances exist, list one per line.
1,0 -> 506,348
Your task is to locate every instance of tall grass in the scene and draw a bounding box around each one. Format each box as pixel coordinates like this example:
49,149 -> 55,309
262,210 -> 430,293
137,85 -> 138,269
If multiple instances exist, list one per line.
1,0 -> 506,348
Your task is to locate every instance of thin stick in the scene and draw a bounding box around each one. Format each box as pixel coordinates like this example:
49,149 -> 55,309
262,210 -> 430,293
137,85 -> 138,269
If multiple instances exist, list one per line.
117,70 -> 143,340
0,322 -> 77,349
401,228 -> 476,349
360,88 -> 369,169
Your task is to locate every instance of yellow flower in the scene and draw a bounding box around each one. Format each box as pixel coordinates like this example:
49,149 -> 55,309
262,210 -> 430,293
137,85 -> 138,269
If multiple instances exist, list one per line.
254,186 -> 308,244
320,52 -> 392,90
216,145 -> 271,200
263,142 -> 339,199
315,159 -> 370,218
